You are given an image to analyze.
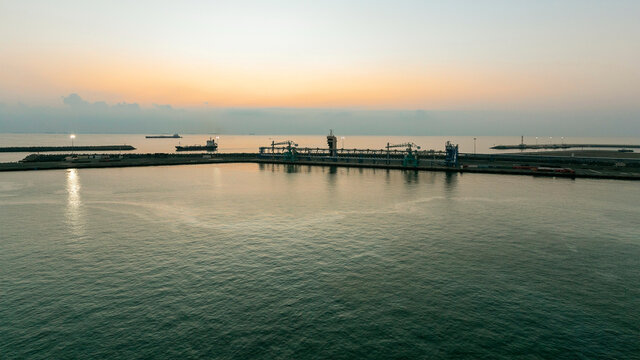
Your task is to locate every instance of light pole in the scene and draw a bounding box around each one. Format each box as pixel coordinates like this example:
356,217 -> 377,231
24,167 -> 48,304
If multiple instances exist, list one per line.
341,136 -> 345,149
70,134 -> 76,153
473,137 -> 477,155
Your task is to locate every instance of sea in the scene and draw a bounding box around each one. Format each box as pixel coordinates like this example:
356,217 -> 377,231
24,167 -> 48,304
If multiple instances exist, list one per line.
1,134 -> 639,359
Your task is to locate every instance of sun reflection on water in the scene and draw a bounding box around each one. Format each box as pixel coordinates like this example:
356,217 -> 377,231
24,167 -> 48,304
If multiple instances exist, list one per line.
66,168 -> 84,235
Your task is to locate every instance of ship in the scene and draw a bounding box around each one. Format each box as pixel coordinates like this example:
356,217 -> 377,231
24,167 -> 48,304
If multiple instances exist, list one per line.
175,138 -> 218,151
146,133 -> 182,138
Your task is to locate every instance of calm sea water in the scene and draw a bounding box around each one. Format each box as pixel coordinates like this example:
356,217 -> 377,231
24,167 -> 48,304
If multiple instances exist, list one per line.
1,164 -> 639,358
1,133 -> 639,163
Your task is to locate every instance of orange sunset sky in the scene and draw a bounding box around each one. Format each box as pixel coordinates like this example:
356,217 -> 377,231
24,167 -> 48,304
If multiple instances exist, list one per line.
1,0 -> 639,112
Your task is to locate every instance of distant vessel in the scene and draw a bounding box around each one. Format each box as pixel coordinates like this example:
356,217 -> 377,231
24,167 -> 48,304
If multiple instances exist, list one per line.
146,133 -> 182,138
175,138 -> 218,151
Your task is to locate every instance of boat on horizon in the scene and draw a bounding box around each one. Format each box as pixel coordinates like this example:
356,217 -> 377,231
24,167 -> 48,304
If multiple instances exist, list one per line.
146,133 -> 182,138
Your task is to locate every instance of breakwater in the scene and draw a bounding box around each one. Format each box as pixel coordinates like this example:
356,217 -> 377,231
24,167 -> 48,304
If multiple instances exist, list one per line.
1,152 -> 639,180
0,145 -> 136,152
491,143 -> 640,150
460,153 -> 640,167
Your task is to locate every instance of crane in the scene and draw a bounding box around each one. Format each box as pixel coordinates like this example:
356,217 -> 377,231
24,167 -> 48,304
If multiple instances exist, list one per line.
271,140 -> 298,148
385,142 -> 421,167
385,142 -> 421,152
269,140 -> 298,161
269,140 -> 298,152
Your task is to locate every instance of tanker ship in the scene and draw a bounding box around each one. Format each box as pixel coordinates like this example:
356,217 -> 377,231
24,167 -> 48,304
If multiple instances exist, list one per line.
175,138 -> 218,151
146,133 -> 182,138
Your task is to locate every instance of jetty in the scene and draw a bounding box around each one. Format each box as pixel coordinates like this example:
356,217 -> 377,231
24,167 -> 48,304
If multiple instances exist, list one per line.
491,143 -> 640,150
0,145 -> 136,152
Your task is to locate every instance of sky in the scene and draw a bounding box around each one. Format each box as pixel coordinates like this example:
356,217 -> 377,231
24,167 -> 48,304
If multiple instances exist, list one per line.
1,0 -> 639,134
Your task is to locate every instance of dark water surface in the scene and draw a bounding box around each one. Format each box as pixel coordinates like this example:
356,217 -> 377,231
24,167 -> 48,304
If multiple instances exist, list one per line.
1,164 -> 639,359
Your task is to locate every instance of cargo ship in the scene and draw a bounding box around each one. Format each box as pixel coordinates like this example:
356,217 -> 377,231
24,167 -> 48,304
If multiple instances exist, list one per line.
175,138 -> 218,151
146,133 -> 182,138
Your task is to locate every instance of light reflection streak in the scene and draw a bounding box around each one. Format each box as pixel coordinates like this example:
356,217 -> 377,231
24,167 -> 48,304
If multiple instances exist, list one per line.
66,168 -> 84,235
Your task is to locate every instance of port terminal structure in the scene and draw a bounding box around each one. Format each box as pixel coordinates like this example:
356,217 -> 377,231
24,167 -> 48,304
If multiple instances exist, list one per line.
2,131 -> 639,180
259,131 -> 459,168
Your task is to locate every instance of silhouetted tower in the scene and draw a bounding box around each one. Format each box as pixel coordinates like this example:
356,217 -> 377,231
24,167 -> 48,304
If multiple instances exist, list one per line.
445,141 -> 459,167
327,129 -> 337,156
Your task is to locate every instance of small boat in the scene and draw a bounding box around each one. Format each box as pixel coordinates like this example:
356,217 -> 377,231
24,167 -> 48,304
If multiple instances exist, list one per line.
176,138 -> 218,151
146,133 -> 182,138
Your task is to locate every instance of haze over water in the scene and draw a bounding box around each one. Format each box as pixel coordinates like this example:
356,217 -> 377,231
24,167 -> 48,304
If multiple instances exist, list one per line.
1,164 -> 638,358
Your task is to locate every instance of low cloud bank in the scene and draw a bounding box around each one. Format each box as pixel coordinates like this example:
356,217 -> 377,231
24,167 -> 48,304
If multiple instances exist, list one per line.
0,94 -> 638,136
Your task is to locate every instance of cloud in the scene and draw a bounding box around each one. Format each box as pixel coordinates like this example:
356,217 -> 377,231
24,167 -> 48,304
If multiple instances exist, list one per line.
114,102 -> 140,111
63,94 -> 140,112
153,103 -> 174,111
0,94 -> 638,136
62,93 -> 89,107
